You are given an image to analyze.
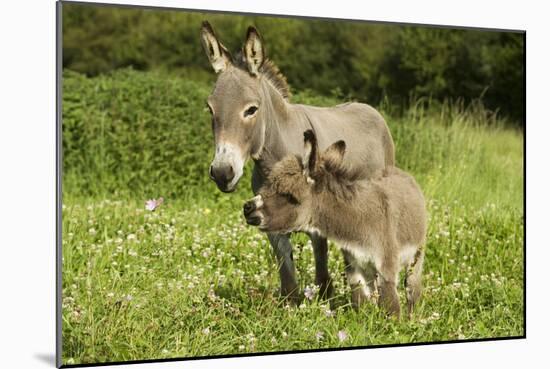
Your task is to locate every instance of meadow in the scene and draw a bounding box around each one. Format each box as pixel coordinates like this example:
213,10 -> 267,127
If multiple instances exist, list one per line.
61,69 -> 524,365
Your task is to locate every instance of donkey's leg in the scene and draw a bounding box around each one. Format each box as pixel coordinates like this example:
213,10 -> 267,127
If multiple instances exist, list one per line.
309,233 -> 333,299
267,233 -> 301,304
378,255 -> 401,318
342,249 -> 369,310
405,246 -> 425,317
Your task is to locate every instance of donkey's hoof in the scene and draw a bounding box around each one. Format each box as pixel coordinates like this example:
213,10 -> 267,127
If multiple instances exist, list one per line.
385,305 -> 401,320
281,289 -> 303,306
318,281 -> 334,300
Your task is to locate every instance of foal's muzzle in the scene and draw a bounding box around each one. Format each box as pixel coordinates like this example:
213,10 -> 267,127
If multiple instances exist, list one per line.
243,197 -> 263,226
243,200 -> 256,217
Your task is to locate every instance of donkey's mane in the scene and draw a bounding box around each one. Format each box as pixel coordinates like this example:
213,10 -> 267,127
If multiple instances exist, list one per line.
259,59 -> 291,100
235,52 -> 291,100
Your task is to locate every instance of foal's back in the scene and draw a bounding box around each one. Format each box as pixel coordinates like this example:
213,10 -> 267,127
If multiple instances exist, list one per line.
369,167 -> 427,249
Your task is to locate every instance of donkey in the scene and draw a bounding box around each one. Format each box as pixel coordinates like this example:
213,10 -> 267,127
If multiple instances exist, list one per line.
243,130 -> 427,317
200,21 -> 395,303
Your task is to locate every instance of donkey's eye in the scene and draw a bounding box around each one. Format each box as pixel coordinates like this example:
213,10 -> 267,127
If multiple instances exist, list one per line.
244,105 -> 258,118
283,193 -> 300,205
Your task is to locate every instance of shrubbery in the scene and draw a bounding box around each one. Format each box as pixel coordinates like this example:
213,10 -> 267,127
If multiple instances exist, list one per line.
62,69 -> 522,212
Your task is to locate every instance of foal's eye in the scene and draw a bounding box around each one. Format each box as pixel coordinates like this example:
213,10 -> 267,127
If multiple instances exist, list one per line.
244,105 -> 258,118
283,193 -> 300,205
206,103 -> 214,115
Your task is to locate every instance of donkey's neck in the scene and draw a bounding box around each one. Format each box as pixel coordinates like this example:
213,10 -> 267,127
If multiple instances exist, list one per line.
253,79 -> 311,175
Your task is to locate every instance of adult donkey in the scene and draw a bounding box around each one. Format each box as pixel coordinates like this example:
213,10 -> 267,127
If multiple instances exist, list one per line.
200,21 -> 395,303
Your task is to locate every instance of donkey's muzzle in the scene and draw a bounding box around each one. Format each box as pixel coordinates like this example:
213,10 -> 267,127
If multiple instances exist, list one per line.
209,164 -> 235,192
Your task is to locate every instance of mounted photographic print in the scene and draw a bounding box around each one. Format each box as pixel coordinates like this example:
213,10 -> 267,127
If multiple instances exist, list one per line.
57,1 -> 525,366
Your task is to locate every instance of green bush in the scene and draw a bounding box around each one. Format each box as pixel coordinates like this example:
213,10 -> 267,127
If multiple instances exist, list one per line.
62,69 -> 523,212
63,69 -> 215,200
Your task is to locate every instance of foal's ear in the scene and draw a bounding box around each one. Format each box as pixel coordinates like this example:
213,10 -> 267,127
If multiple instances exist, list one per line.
200,21 -> 232,73
322,140 -> 347,168
302,129 -> 320,183
243,26 -> 265,76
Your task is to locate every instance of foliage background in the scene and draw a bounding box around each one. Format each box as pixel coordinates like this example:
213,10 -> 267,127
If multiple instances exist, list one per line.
62,3 -> 524,125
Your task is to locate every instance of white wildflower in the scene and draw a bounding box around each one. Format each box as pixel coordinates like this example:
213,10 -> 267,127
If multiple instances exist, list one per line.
337,330 -> 348,342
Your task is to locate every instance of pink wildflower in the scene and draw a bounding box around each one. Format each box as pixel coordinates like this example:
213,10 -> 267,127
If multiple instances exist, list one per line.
145,197 -> 164,211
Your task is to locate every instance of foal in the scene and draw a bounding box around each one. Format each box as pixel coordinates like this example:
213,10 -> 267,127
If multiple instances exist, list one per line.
244,130 -> 427,317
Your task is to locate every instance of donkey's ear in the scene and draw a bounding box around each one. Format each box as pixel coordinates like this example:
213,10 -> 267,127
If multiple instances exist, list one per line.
322,140 -> 346,168
302,129 -> 320,183
243,26 -> 265,76
200,21 -> 232,73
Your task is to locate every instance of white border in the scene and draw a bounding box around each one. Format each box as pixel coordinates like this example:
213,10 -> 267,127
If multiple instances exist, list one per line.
1,1 -> 547,368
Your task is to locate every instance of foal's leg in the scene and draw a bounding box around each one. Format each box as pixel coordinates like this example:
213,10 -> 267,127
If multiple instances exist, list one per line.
267,233 -> 301,304
378,253 -> 401,318
309,233 -> 333,299
342,249 -> 369,309
405,246 -> 425,317
360,263 -> 379,303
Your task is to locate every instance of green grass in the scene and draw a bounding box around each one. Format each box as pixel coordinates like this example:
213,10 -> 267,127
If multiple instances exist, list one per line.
61,70 -> 524,365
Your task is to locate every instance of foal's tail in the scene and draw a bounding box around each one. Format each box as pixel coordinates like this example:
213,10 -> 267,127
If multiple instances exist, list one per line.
405,246 -> 425,317
383,127 -> 396,167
